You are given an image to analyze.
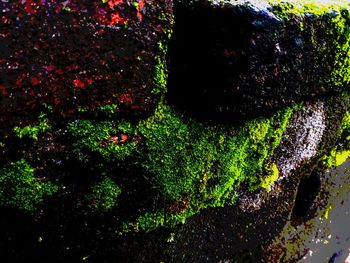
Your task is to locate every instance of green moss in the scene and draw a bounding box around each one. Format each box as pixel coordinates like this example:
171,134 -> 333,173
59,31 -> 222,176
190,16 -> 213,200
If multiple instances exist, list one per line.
0,160 -> 58,213
69,98 -> 296,232
138,104 -> 217,201
342,110 -> 350,130
88,177 -> 121,212
132,1 -> 139,8
116,100 -> 297,233
328,9 -> 350,86
267,0 -> 350,16
323,148 -> 350,168
260,163 -> 279,192
153,55 -> 168,95
68,119 -> 138,161
323,106 -> 350,168
97,104 -> 118,115
121,208 -> 196,233
13,112 -> 50,140
268,0 -> 350,86
152,26 -> 173,95
196,0 -> 349,15
62,5 -> 72,12
334,150 -> 350,166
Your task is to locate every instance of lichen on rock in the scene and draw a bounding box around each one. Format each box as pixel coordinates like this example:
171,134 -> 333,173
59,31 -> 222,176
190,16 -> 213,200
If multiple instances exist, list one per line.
0,159 -> 58,213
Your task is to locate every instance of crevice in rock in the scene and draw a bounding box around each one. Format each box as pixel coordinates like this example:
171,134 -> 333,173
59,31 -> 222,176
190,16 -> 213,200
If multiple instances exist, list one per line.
291,171 -> 321,222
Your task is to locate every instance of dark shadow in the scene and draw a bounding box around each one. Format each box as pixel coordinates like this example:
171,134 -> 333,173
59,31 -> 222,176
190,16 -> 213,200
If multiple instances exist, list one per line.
166,2 -> 344,124
166,3 -> 287,124
291,171 -> 321,220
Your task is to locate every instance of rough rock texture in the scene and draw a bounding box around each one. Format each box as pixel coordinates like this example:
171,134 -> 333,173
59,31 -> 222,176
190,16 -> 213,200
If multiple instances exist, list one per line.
168,0 -> 350,120
1,0 -> 350,262
163,96 -> 348,262
0,0 -> 173,130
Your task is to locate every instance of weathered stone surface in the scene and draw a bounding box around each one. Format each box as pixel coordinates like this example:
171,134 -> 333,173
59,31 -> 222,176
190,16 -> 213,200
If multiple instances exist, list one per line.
168,0 -> 350,120
0,0 -> 172,129
1,0 -> 350,262
162,96 -> 348,262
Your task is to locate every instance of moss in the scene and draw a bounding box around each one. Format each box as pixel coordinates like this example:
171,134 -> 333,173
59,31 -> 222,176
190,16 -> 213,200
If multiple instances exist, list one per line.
116,100 -> 297,233
62,6 -> 72,12
65,1 -> 314,230
265,0 -> 350,168
137,103 -> 215,201
260,163 -> 279,192
121,208 -> 196,233
152,40 -> 171,95
268,0 -> 350,86
336,150 -> 346,167
0,159 -> 58,213
190,0 -> 349,15
68,119 -> 138,161
152,17 -> 173,95
97,104 -> 118,115
323,204 -> 333,219
69,97 -> 296,233
13,112 -> 50,140
267,0 -> 350,16
142,102 -> 293,199
323,105 -> 350,168
153,54 -> 168,95
67,1 -> 333,231
88,177 -> 121,212
323,148 -> 350,168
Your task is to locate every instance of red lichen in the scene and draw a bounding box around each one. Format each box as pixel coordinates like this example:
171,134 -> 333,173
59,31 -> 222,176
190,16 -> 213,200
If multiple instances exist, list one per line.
110,12 -> 127,25
120,134 -> 128,142
0,0 -> 172,122
0,85 -> 9,95
31,77 -> 40,86
119,94 -> 134,105
73,79 -> 86,89
108,0 -> 124,9
137,0 -> 145,22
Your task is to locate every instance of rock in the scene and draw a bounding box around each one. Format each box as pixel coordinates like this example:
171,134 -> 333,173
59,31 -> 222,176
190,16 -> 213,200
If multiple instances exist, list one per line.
163,95 -> 348,262
168,0 -> 350,120
263,159 -> 350,262
0,0 -> 173,130
1,0 -> 350,262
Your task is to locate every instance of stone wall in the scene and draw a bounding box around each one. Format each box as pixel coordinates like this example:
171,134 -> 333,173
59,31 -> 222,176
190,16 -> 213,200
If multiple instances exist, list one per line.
1,0 -> 350,262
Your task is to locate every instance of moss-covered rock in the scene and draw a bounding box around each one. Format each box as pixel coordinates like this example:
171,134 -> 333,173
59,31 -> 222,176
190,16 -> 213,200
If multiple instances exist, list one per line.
169,0 -> 350,119
87,176 -> 122,213
0,159 -> 57,213
1,0 -> 350,261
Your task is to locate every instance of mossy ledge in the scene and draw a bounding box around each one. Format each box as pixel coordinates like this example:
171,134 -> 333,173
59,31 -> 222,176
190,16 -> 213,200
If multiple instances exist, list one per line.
67,96 -> 299,232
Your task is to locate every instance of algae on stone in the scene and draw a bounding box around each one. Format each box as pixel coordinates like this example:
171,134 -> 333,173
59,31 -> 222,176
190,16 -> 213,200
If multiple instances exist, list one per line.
323,108 -> 350,168
88,176 -> 122,212
0,159 -> 58,213
13,113 -> 50,141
